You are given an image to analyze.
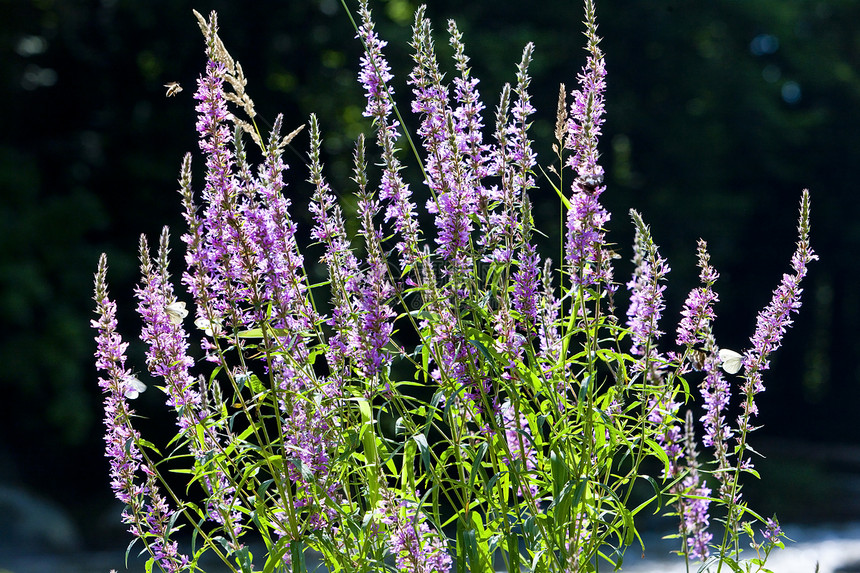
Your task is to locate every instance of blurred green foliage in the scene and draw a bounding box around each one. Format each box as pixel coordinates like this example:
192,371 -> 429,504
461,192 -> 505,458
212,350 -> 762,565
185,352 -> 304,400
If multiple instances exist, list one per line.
1,0 -> 858,545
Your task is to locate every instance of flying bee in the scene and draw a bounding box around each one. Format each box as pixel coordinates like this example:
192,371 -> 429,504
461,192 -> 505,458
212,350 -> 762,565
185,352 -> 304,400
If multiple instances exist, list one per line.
164,82 -> 183,97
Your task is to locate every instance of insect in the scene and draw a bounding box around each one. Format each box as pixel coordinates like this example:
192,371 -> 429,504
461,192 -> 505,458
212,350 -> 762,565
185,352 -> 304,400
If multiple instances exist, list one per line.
689,348 -> 708,371
164,301 -> 188,325
578,171 -> 604,192
580,172 -> 604,187
164,82 -> 183,97
123,375 -> 147,400
718,348 -> 744,375
195,316 -> 223,337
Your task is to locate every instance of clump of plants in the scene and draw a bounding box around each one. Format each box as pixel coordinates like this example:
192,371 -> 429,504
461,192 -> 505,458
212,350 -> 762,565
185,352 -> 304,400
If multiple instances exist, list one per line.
92,1 -> 815,571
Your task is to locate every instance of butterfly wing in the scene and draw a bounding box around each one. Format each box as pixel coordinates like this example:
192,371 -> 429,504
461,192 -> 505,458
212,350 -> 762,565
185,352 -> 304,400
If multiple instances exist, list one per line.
718,348 -> 744,374
124,376 -> 147,399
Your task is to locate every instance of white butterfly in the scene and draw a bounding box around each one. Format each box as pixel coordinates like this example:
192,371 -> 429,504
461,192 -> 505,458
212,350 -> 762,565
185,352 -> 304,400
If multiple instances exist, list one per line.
164,301 -> 188,325
194,316 -> 223,337
123,375 -> 147,400
718,348 -> 744,375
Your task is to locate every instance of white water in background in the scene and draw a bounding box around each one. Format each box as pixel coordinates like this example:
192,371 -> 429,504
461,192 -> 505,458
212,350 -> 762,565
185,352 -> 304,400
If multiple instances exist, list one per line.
622,522 -> 860,573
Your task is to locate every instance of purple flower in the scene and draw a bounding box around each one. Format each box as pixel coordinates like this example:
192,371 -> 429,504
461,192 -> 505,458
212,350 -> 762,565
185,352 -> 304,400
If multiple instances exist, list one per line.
274,367 -> 342,532
378,491 -> 452,573
308,116 -> 362,384
740,191 -> 817,423
409,10 -> 480,278
678,410 -> 712,561
675,241 -> 732,457
734,190 -> 816,468
676,240 -> 719,349
626,210 -> 670,358
247,114 -> 317,336
565,526 -> 593,571
136,230 -> 243,534
563,4 -> 614,292
492,295 -> 525,378
448,19 -> 495,187
352,243 -> 395,380
500,398 -> 539,498
761,517 -> 783,546
181,58 -> 243,337
357,0 -> 421,271
537,258 -> 563,374
513,244 -> 540,331
313,125 -> 395,384
92,254 -> 189,572
484,45 -> 537,264
136,232 -> 201,426
183,57 -> 316,348
675,241 -> 734,513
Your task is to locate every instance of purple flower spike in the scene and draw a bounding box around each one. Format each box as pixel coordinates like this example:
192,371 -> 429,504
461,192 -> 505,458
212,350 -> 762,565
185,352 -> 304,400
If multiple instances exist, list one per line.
564,0 -> 614,292
378,491 -> 452,573
409,9 -> 481,279
136,230 -> 243,535
627,210 -> 670,358
676,240 -> 720,350
513,244 -> 541,331
92,254 -> 189,572
736,190 -> 817,455
357,0 -> 421,271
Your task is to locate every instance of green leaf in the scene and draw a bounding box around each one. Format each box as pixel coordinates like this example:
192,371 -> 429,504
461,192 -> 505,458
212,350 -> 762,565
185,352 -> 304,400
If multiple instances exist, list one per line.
645,437 -> 671,475
540,166 -> 573,210
550,448 -> 569,498
622,504 -> 636,546
234,545 -> 253,573
136,438 -> 161,455
466,336 -> 495,366
358,398 -> 380,506
577,373 -> 592,403
402,436 -> 417,493
468,442 -> 488,494
247,374 -> 265,394
236,328 -> 264,338
290,540 -> 307,572
263,538 -> 290,573
412,433 -> 431,474
460,520 -> 479,572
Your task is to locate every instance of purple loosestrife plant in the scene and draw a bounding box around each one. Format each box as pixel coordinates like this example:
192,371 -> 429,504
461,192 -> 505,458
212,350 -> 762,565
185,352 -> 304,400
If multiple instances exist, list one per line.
564,0 -> 612,295
92,1 -> 813,572
357,0 -> 421,273
136,230 -> 244,538
92,255 -> 190,571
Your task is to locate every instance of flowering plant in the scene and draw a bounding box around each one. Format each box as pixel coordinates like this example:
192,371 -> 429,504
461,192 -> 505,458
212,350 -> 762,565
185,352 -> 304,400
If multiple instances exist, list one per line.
91,1 -> 815,571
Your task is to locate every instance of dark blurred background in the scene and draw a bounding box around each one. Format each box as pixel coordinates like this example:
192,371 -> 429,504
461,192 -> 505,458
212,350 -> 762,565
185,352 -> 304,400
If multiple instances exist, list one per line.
1,0 -> 858,568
